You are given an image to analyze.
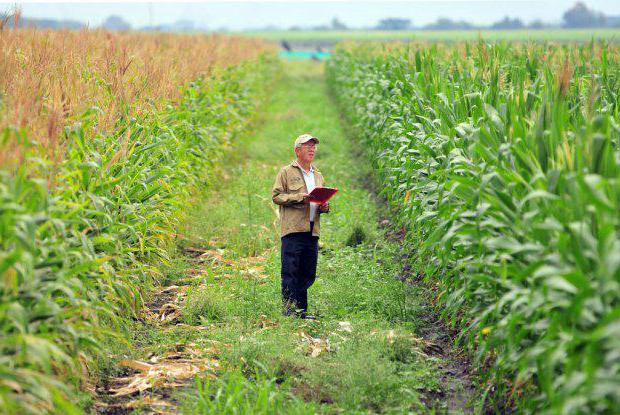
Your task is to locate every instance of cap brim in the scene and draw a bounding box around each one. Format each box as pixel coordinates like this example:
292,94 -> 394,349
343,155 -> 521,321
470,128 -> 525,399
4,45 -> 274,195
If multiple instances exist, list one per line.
295,135 -> 320,147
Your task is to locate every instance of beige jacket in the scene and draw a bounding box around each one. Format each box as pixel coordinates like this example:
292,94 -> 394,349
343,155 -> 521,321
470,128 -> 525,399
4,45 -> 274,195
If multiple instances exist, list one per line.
272,160 -> 327,238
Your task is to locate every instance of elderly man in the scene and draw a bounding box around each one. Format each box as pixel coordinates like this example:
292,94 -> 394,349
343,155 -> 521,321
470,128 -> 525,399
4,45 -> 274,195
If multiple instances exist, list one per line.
272,133 -> 330,319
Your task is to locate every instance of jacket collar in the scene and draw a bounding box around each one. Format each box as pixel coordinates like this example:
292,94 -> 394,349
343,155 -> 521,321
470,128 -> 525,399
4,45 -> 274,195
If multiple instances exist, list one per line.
291,160 -> 319,173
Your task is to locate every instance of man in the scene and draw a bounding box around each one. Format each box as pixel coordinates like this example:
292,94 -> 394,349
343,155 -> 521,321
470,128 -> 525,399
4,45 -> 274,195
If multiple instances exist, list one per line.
272,133 -> 330,319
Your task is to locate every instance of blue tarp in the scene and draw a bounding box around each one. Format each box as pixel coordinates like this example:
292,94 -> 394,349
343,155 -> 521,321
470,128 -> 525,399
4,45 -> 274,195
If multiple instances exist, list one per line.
279,51 -> 331,59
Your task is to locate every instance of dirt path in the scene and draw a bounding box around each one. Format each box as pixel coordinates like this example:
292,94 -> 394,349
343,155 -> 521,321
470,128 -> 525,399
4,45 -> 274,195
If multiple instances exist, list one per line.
94,62 -> 478,415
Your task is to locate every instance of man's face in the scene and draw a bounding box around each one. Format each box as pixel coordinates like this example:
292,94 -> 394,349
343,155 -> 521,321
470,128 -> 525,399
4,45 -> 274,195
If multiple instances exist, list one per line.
296,141 -> 316,163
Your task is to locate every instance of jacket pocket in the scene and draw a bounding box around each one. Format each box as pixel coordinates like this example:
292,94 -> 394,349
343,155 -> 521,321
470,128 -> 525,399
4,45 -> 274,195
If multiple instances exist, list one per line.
289,181 -> 304,191
288,181 -> 305,208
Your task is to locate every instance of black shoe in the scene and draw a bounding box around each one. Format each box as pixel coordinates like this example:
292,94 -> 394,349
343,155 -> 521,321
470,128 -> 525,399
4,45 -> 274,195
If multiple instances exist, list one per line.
301,313 -> 319,320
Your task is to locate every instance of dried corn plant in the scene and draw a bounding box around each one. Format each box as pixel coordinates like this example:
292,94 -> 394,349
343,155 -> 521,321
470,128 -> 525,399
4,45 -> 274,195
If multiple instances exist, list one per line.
0,25 -> 274,167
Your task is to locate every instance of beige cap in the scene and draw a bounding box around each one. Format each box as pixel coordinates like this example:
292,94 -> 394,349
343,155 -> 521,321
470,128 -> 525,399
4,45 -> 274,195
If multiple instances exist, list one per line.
294,133 -> 319,148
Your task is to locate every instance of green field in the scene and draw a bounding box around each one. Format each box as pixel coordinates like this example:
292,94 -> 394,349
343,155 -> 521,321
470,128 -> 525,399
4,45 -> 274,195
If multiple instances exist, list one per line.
241,28 -> 620,43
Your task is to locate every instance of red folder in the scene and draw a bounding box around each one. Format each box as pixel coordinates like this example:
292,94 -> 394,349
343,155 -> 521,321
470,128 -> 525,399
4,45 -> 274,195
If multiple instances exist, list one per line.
309,187 -> 338,204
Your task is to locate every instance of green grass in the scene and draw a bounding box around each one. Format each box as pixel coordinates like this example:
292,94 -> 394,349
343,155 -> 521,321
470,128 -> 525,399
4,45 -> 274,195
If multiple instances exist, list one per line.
193,370 -> 318,415
171,61 -> 444,414
240,28 -> 620,43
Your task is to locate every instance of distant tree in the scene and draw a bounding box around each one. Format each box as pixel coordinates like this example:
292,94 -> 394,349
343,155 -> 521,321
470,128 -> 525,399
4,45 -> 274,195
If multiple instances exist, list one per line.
3,10 -> 84,29
424,17 -> 474,30
140,25 -> 161,31
376,18 -> 411,30
528,19 -> 547,29
562,2 -> 606,28
331,17 -> 347,30
490,16 -> 524,30
102,15 -> 131,31
607,16 -> 620,27
172,20 -> 195,32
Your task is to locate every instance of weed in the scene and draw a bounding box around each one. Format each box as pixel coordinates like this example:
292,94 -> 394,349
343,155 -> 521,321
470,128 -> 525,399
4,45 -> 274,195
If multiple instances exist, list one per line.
186,370 -> 318,415
183,288 -> 228,325
345,225 -> 367,246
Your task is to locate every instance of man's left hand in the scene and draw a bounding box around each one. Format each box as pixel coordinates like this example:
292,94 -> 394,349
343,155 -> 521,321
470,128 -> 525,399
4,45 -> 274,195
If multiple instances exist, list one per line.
318,203 -> 330,213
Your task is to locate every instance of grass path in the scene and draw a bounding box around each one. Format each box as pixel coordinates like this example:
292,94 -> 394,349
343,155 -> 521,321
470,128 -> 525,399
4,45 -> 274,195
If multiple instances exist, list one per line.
96,62 -> 474,414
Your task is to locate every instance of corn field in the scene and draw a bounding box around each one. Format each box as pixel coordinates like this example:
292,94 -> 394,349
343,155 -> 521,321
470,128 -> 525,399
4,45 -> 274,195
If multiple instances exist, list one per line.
0,27 -> 271,168
0,26 -> 277,413
326,41 -> 620,413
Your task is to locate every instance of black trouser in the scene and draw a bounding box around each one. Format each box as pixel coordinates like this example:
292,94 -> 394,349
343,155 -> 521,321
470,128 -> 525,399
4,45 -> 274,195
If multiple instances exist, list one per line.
281,222 -> 318,316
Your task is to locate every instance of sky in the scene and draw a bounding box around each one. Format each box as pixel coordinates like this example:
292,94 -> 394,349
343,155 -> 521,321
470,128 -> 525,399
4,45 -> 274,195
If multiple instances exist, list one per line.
2,1 -> 619,30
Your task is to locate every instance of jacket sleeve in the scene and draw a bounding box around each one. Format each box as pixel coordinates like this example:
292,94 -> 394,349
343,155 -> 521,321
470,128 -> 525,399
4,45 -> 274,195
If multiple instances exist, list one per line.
272,169 -> 305,206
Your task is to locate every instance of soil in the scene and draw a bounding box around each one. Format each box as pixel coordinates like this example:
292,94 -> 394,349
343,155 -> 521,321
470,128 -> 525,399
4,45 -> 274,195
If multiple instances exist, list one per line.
94,244 -> 220,415
381,217 -> 478,414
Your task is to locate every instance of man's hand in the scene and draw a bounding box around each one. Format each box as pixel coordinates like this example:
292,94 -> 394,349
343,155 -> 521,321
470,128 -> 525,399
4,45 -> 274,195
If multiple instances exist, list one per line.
318,202 -> 330,213
302,193 -> 312,203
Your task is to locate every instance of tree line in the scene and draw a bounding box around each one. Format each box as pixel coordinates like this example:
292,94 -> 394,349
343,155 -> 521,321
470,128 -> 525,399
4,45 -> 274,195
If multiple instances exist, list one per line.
373,2 -> 617,31
3,1 -> 619,32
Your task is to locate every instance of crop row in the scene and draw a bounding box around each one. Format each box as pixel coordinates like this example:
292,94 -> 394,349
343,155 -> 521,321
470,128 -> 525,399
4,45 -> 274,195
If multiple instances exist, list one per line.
0,29 -> 277,412
326,41 -> 620,413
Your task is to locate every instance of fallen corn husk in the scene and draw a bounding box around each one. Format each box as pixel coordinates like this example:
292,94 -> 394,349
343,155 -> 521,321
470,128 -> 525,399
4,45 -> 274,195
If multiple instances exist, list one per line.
338,321 -> 353,333
158,303 -> 182,323
109,357 -> 218,397
298,331 -> 331,358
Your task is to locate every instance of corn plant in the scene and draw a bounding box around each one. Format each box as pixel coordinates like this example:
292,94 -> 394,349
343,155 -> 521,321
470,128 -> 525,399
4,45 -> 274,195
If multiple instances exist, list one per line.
1,53 -> 278,413
327,41 -> 620,413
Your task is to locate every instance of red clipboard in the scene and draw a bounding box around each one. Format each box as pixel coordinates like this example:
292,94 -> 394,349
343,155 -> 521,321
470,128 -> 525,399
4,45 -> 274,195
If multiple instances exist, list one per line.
309,187 -> 338,204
